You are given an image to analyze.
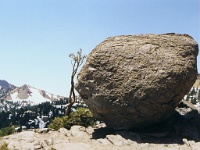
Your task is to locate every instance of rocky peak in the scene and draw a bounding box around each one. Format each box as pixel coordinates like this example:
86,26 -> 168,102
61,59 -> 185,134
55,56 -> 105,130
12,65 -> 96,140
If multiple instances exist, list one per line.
0,80 -> 15,90
0,80 -> 16,99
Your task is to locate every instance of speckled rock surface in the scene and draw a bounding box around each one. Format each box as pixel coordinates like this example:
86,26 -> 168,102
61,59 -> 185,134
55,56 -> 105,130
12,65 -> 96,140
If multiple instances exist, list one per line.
76,34 -> 198,129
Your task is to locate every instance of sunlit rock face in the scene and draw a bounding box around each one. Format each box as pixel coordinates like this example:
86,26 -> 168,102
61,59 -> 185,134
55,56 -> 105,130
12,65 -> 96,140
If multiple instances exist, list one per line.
76,34 -> 198,129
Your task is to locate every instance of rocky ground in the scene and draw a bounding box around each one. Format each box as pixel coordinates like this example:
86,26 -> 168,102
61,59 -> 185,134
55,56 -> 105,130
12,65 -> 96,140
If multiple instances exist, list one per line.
0,123 -> 200,150
1,100 -> 200,150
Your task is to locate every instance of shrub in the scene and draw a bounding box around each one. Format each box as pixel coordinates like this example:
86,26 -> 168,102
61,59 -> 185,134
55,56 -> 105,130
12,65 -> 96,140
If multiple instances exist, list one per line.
48,117 -> 65,131
68,107 -> 96,127
0,126 -> 15,137
48,107 -> 97,130
0,143 -> 9,150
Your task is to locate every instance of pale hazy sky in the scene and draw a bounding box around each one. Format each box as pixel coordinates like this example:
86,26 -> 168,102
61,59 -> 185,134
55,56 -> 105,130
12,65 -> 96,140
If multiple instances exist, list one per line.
0,0 -> 199,96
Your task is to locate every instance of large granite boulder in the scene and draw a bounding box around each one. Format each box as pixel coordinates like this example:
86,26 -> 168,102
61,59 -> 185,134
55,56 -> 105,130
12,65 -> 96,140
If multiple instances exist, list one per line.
76,34 -> 198,129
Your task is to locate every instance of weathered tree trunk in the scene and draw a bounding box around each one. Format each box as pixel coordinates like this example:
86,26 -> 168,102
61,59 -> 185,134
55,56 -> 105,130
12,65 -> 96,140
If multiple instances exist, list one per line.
65,49 -> 86,116
65,74 -> 76,116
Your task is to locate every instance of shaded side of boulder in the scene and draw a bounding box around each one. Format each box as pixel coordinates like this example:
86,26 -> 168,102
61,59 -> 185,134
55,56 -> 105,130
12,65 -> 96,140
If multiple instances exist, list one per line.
76,34 -> 198,129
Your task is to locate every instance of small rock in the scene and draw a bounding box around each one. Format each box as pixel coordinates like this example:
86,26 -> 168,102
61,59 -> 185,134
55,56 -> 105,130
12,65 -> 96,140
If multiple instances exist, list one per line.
34,143 -> 42,150
35,128 -> 50,133
106,134 -> 126,146
182,138 -> 188,144
95,123 -> 106,129
97,138 -> 111,145
117,131 -> 142,143
70,125 -> 86,131
70,125 -> 89,138
183,138 -> 196,148
58,128 -> 71,136
85,126 -> 95,136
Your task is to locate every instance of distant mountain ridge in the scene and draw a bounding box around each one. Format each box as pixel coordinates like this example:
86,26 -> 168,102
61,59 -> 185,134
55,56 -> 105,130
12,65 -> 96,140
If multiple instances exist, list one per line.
0,80 -> 16,90
0,80 -> 64,104
0,80 -> 16,99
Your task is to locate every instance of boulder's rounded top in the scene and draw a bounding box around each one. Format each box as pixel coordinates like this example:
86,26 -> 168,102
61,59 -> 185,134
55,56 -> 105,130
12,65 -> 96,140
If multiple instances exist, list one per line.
102,33 -> 197,46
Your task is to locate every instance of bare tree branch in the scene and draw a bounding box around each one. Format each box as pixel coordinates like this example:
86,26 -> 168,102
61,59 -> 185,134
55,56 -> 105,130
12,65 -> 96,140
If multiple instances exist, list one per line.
65,49 -> 86,116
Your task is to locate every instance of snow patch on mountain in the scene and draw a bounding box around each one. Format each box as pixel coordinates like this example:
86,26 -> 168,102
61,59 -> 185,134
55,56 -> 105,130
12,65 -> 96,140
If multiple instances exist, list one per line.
5,84 -> 64,105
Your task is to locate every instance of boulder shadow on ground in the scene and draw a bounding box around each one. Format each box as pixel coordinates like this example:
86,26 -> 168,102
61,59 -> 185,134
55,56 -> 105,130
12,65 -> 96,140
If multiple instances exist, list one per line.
92,127 -> 115,139
92,107 -> 200,144
130,113 -> 200,144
